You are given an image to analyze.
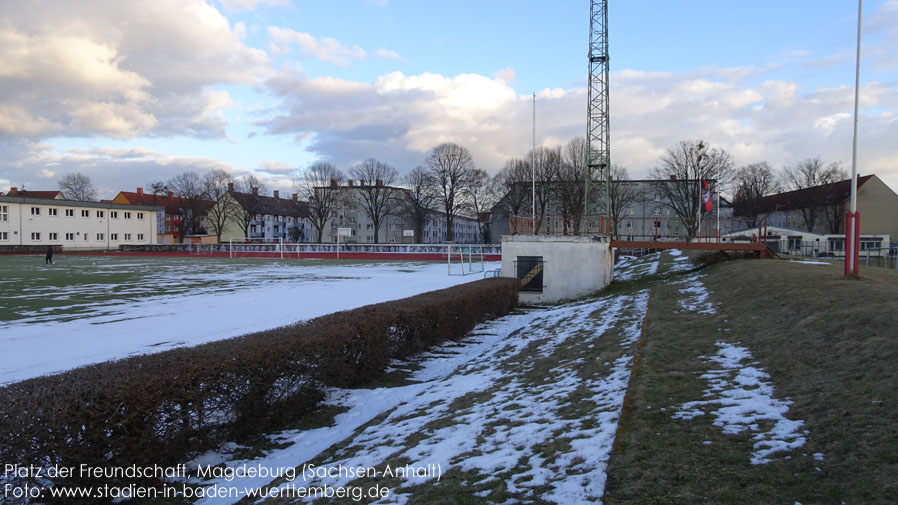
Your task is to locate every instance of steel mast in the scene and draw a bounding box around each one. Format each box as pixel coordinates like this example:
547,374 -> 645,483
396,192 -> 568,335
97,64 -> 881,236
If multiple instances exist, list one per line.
585,0 -> 610,236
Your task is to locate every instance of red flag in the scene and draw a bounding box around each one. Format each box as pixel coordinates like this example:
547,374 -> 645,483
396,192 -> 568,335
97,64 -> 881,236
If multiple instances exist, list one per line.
702,179 -> 713,212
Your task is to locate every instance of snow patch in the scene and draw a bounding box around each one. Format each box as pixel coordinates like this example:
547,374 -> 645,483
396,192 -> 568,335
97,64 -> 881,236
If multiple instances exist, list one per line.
673,341 -> 807,465
673,273 -> 715,314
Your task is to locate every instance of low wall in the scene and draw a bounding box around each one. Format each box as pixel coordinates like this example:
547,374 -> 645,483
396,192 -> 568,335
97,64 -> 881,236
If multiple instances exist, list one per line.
0,245 -> 62,254
500,235 -> 613,304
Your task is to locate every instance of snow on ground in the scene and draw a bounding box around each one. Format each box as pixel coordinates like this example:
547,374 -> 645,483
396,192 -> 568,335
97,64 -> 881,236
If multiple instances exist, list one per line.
788,259 -> 830,265
613,253 -> 659,281
672,341 -> 807,465
672,272 -> 716,314
187,289 -> 651,505
0,260 -> 498,384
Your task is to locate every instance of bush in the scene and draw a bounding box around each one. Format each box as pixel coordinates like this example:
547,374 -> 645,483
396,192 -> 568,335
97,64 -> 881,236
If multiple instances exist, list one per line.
0,277 -> 518,500
691,250 -> 759,267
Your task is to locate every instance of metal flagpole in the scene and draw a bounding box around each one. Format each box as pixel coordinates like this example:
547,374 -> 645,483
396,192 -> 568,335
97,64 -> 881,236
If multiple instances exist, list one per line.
717,165 -> 721,242
532,92 -> 536,235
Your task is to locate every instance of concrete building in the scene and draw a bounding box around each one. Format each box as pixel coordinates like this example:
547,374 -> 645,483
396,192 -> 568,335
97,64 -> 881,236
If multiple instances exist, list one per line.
0,195 -> 160,250
215,188 -> 311,243
733,174 -> 898,243
315,180 -> 481,244
490,179 -> 728,242
112,188 -> 214,243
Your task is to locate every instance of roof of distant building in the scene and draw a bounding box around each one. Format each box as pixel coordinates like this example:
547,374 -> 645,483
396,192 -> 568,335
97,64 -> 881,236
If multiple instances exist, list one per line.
116,188 -> 215,215
230,191 -> 310,219
6,188 -> 65,199
737,175 -> 874,215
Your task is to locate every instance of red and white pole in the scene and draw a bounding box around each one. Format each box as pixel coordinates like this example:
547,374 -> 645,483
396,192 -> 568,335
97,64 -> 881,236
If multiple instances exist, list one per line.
846,0 -> 863,277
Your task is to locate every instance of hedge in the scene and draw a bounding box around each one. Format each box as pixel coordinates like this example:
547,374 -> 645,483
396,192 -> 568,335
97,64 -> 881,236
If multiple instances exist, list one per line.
0,277 -> 519,500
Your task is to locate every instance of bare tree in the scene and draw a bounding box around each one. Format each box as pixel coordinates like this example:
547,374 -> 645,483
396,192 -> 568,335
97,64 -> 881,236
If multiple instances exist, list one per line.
494,158 -> 531,234
556,137 -> 589,235
732,162 -> 780,228
58,173 -> 97,201
234,174 -> 267,239
782,156 -> 846,233
298,161 -> 343,243
650,140 -> 734,241
203,168 -> 237,242
349,158 -> 400,244
464,169 -> 501,243
608,164 -> 639,240
425,143 -> 476,242
167,171 -> 208,243
401,166 -> 436,244
528,146 -> 560,234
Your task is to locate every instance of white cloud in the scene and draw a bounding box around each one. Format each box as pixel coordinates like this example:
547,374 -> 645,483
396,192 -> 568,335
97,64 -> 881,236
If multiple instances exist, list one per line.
268,27 -> 366,67
493,67 -> 516,84
219,0 -> 288,10
0,0 -> 269,140
375,48 -> 401,60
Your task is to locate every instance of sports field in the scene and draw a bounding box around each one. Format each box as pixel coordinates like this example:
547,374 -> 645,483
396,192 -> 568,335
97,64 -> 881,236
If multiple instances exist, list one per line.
0,254 -> 498,384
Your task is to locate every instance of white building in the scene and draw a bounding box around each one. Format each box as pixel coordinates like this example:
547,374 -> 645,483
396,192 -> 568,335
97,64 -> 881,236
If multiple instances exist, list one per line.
0,196 -> 161,251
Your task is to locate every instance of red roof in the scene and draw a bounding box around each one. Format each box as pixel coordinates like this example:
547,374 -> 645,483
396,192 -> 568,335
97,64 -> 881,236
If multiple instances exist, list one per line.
116,190 -> 214,216
6,189 -> 65,199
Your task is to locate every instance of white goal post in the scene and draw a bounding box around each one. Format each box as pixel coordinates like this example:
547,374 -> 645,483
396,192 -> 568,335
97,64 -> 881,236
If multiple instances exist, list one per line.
447,244 -> 485,276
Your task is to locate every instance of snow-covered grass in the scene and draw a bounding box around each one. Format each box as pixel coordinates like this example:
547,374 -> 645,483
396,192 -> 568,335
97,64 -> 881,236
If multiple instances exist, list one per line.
0,256 -> 498,384
672,272 -> 716,315
184,287 -> 651,504
673,341 -> 807,465
787,259 -> 831,265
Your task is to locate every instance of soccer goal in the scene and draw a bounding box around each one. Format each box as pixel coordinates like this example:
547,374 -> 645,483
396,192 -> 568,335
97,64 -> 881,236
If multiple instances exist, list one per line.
447,244 -> 485,276
228,237 -> 284,259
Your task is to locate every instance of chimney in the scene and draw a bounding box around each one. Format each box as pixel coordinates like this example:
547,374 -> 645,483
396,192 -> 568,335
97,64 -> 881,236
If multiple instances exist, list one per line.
227,182 -> 234,193
292,193 -> 298,201
10,187 -> 17,193
669,175 -> 676,181
137,187 -> 144,195
167,191 -> 174,198
251,187 -> 259,196
273,190 -> 279,199
348,180 -> 354,187
360,179 -> 366,186
375,179 -> 383,187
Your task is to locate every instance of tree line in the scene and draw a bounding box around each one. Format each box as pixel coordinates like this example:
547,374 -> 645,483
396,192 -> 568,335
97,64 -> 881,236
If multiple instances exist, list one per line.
51,138 -> 849,244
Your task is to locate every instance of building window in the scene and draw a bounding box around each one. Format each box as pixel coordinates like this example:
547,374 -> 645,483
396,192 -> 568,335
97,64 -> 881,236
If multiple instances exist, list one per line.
124,212 -> 131,219
111,211 -> 118,219
48,208 -> 58,216
828,239 -> 844,251
84,234 -> 89,241
788,238 -> 801,251
49,232 -> 58,240
165,226 -> 171,232
97,210 -> 104,218
0,231 -> 7,240
860,240 -> 880,251
65,233 -> 75,241
97,233 -> 104,241
31,207 -> 40,216
82,210 -> 89,217
0,205 -> 7,222
138,233 -> 144,241
110,233 -> 118,241
31,232 -> 41,241
138,212 -> 144,220
65,209 -> 74,217
124,233 -> 131,241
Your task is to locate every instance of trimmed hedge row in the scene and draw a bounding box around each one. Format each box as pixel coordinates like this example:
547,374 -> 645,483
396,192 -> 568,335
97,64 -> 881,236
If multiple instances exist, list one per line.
0,277 -> 518,497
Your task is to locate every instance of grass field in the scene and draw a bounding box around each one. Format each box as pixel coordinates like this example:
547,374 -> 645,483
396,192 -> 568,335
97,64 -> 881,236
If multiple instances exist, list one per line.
603,256 -> 898,504
0,255 -> 498,384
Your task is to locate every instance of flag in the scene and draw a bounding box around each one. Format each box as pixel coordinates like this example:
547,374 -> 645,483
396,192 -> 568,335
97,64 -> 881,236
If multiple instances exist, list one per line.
702,179 -> 713,212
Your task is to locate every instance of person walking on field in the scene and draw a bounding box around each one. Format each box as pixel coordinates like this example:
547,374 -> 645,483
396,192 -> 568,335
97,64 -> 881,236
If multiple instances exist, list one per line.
45,246 -> 54,265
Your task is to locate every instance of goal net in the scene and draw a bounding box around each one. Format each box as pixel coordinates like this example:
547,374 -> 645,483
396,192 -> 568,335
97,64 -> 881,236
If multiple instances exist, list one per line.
447,244 -> 485,276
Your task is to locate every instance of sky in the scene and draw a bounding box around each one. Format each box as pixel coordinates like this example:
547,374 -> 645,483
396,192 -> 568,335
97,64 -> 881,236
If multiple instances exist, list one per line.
1,0 -> 896,198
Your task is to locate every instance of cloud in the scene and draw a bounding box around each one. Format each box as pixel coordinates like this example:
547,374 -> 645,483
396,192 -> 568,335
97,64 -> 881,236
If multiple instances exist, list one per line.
493,67 -> 516,84
256,160 -> 295,174
253,64 -> 898,194
268,27 -> 366,66
219,0 -> 288,11
0,0 -> 269,140
375,48 -> 401,60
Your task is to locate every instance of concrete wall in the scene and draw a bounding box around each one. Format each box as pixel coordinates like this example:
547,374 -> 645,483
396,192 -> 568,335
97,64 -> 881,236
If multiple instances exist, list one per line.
500,235 -> 613,304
